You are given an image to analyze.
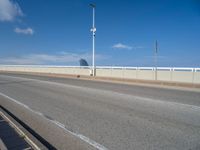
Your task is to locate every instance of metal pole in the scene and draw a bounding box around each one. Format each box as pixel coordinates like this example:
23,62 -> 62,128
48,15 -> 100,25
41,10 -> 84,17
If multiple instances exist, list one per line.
90,4 -> 96,76
155,40 -> 158,80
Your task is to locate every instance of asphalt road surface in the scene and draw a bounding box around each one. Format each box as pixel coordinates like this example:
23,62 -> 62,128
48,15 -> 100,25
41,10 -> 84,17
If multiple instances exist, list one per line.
0,73 -> 200,150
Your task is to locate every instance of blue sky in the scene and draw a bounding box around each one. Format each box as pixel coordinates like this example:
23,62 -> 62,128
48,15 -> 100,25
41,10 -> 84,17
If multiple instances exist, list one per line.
0,0 -> 200,67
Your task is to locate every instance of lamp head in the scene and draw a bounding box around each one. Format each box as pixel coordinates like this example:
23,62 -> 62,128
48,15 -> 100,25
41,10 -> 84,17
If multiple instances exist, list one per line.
89,3 -> 96,8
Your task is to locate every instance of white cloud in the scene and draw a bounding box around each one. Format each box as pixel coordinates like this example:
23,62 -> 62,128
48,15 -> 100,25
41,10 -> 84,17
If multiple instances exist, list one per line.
0,52 -> 106,65
14,27 -> 34,35
112,43 -> 145,50
0,0 -> 23,22
112,43 -> 132,50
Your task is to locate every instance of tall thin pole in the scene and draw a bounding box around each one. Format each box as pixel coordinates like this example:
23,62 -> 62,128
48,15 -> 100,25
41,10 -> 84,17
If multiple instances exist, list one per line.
155,40 -> 158,80
90,4 -> 96,76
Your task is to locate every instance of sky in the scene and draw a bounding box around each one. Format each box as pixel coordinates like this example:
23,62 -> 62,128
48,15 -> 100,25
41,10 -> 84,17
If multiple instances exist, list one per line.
0,0 -> 200,67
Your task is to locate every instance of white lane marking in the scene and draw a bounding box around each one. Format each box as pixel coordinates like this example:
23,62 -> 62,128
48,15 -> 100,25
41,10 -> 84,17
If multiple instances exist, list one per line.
0,92 -> 109,150
1,74 -> 200,111
53,120 -> 109,150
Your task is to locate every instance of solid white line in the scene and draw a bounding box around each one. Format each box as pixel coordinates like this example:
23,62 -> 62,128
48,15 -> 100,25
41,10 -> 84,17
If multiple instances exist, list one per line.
0,92 -> 108,150
53,120 -> 108,150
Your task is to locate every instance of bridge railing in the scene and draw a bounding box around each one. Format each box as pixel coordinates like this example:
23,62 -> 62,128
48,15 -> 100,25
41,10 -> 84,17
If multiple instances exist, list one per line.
0,65 -> 200,84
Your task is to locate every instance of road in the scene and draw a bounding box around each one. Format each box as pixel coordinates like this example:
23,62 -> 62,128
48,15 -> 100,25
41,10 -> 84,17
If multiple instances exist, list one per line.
0,73 -> 200,150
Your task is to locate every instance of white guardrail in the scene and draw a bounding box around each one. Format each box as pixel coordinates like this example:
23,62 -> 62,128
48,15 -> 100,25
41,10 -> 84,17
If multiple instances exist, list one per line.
97,66 -> 200,72
0,65 -> 200,71
0,65 -> 200,83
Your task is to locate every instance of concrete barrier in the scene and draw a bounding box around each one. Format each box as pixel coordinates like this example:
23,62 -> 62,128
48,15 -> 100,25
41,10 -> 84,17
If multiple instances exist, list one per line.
0,95 -> 96,150
0,65 -> 200,84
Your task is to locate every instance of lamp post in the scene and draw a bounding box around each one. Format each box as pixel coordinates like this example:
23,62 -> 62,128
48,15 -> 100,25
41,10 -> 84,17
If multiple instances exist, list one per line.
90,3 -> 96,76
155,40 -> 158,80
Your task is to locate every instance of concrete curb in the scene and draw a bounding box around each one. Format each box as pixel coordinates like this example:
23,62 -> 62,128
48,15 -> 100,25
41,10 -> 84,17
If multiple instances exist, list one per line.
0,96 -> 96,150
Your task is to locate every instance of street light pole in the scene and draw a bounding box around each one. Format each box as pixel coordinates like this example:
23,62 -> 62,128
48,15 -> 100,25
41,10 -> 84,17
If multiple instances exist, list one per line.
90,4 -> 96,76
155,40 -> 158,80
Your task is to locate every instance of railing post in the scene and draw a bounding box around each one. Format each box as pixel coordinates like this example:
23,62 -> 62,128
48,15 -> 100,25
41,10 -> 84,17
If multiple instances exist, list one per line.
170,68 -> 173,82
192,68 -> 195,84
154,67 -> 157,81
